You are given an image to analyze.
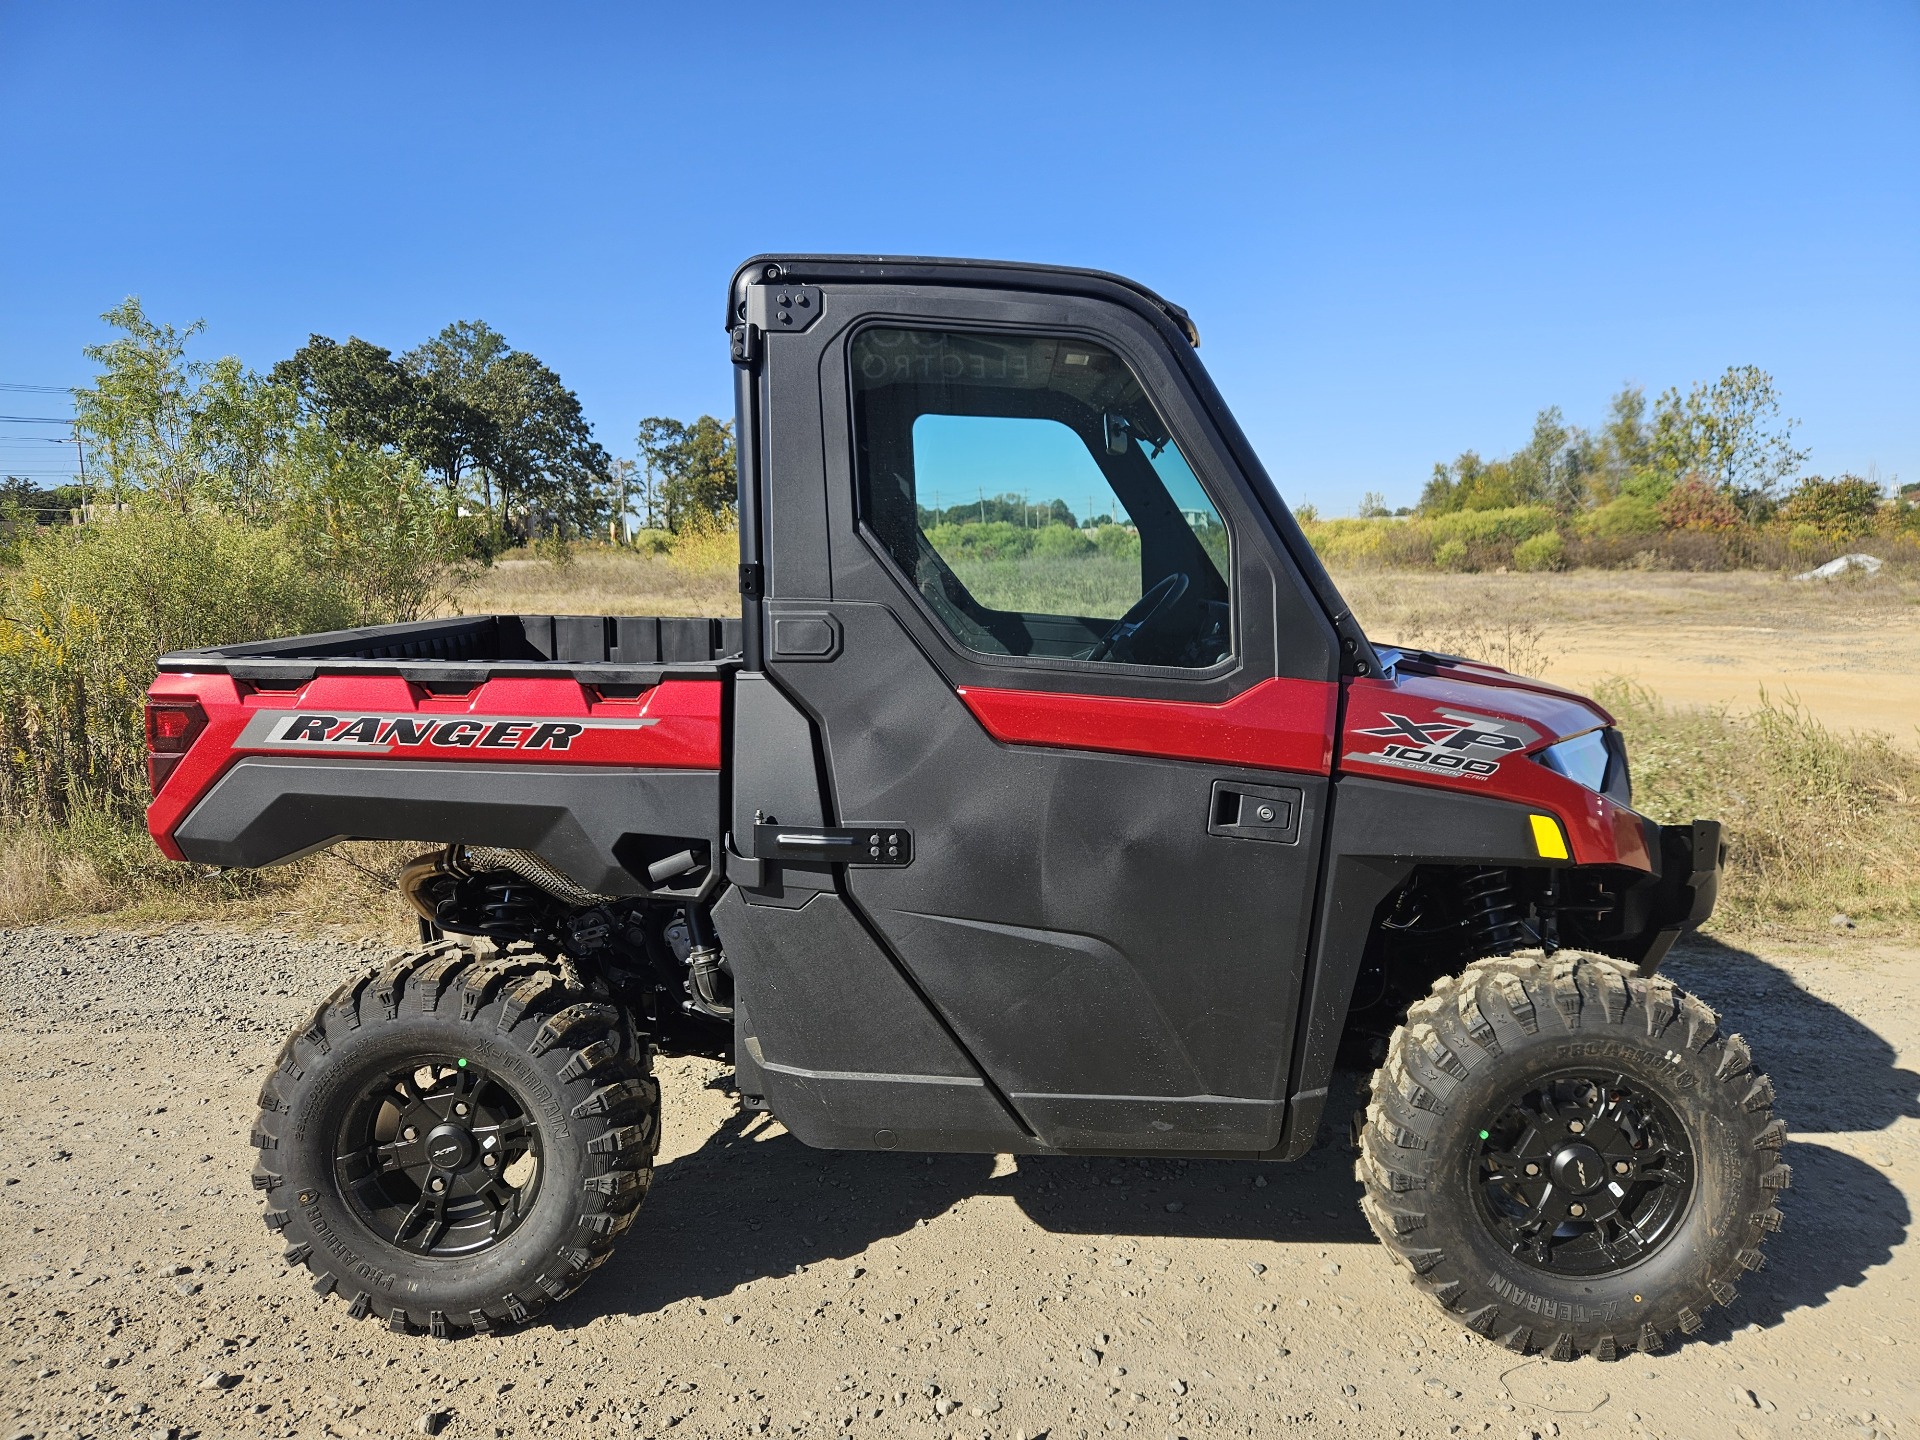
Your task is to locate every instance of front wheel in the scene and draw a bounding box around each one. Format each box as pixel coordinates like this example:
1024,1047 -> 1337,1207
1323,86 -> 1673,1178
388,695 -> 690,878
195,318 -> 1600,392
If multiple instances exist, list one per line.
250,942 -> 658,1336
1360,951 -> 1789,1359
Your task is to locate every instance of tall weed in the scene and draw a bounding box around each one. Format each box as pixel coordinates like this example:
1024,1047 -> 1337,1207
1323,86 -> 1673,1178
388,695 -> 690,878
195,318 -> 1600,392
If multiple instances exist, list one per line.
1600,682 -> 1920,936
0,505 -> 369,822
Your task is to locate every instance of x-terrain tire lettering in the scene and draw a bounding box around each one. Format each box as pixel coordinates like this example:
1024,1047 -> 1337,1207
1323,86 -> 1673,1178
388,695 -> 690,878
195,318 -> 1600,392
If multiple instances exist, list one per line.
1360,951 -> 1789,1359
251,941 -> 659,1336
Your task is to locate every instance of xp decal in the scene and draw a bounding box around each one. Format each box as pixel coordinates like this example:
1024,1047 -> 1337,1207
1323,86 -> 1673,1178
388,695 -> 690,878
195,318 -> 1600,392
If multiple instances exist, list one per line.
233,711 -> 657,755
1343,708 -> 1539,781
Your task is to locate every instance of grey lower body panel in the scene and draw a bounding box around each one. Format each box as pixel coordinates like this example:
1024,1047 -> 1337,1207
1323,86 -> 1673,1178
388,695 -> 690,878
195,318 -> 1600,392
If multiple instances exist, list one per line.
173,757 -> 721,897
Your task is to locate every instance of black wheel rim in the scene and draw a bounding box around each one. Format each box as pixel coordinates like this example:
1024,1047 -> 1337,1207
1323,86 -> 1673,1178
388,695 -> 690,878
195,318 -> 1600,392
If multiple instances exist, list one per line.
1473,1069 -> 1694,1277
334,1056 -> 542,1257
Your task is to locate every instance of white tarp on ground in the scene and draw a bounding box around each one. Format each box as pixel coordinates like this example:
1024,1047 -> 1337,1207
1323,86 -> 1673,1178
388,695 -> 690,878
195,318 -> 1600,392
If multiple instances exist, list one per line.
1795,552 -> 1883,580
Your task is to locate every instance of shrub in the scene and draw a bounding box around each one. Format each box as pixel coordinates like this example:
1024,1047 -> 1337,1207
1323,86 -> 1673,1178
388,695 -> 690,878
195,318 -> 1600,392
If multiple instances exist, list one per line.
664,512 -> 741,577
1578,495 -> 1662,541
924,521 -> 1033,561
1656,476 -> 1741,532
1512,529 -> 1566,571
1425,505 -> 1557,550
0,504 -> 367,822
1032,522 -> 1095,559
1433,537 -> 1469,570
1299,518 -> 1392,567
1092,524 -> 1141,562
1778,474 -> 1884,541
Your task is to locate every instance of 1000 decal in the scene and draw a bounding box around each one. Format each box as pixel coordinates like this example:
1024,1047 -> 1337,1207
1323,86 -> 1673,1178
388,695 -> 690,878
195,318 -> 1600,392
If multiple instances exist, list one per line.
1344,709 -> 1539,781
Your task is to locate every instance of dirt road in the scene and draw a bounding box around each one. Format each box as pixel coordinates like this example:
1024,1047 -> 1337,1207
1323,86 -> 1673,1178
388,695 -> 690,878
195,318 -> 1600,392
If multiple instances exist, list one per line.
0,928 -> 1913,1440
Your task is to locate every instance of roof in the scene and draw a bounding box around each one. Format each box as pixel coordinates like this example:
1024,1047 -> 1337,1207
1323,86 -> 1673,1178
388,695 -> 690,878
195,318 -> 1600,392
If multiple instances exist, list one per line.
725,254 -> 1201,348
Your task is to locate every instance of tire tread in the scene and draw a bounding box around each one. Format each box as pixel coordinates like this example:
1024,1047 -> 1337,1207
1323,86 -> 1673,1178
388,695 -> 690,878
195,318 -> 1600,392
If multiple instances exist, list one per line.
1358,950 -> 1787,1359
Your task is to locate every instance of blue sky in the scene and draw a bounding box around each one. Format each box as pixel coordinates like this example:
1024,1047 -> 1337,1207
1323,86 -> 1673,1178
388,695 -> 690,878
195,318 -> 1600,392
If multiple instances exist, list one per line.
2,3 -> 1914,513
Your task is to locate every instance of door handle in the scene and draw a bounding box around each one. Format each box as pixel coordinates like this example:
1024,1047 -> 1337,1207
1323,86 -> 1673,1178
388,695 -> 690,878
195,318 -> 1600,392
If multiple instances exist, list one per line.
752,823 -> 913,866
1208,781 -> 1303,844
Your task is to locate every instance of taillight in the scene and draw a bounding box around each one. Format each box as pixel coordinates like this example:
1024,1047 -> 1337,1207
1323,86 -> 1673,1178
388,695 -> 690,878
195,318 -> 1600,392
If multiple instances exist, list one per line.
145,699 -> 208,796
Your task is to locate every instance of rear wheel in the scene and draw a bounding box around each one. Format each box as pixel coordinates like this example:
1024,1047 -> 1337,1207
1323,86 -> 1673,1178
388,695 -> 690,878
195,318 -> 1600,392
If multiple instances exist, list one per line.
251,941 -> 658,1336
1360,950 -> 1789,1359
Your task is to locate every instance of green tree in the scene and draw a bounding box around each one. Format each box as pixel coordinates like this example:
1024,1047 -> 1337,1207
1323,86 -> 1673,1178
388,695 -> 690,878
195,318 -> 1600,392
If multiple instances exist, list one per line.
1595,384 -> 1652,498
71,299 -> 469,620
271,335 -> 490,502
1648,366 -> 1807,517
473,350 -> 611,538
637,415 -> 736,531
403,321 -> 609,539
74,298 -> 282,515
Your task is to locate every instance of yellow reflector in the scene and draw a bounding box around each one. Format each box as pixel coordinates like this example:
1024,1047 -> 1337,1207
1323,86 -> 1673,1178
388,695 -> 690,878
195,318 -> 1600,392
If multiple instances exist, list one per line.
1530,814 -> 1570,861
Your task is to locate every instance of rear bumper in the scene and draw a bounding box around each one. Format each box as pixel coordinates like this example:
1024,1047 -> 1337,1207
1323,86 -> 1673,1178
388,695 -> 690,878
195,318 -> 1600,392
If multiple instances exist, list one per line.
1608,818 -> 1725,972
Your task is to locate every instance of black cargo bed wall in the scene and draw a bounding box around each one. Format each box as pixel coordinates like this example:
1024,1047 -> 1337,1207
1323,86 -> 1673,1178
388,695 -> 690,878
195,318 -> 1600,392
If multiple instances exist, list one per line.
507,615 -> 745,666
163,614 -> 745,668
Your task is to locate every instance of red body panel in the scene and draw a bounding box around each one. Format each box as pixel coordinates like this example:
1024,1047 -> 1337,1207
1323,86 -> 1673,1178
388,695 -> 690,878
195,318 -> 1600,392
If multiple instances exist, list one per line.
145,671 -> 723,860
1341,667 -> 1650,871
956,658 -> 1649,873
148,651 -> 1649,875
956,676 -> 1340,776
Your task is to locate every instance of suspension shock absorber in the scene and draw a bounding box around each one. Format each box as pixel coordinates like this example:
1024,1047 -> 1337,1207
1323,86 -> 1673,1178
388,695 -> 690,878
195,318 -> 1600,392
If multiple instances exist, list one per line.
473,877 -> 551,939
1461,867 -> 1530,953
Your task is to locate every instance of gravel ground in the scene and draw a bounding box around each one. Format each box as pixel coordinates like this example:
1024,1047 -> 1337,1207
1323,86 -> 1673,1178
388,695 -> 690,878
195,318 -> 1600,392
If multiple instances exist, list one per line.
0,926 -> 1914,1440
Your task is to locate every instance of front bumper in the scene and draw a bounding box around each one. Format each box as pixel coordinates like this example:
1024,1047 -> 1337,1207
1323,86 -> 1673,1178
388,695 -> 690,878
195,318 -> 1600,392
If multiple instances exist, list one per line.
1608,818 -> 1726,972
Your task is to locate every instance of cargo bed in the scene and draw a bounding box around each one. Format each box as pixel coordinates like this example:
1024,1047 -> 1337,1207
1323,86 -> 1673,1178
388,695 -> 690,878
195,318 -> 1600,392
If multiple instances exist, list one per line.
147,613 -> 739,896
158,612 -> 744,685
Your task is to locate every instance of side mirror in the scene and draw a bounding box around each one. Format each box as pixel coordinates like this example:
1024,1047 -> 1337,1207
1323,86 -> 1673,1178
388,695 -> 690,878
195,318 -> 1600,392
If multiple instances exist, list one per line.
1103,411 -> 1132,456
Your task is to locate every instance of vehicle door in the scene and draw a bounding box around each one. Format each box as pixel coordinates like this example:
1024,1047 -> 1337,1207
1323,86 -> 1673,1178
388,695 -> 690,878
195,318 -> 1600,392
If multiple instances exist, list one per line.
747,271 -> 1341,1151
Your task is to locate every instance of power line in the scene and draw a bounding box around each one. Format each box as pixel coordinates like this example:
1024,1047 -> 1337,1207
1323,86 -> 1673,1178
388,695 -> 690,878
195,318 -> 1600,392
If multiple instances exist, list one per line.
0,382 -> 75,395
0,415 -> 75,424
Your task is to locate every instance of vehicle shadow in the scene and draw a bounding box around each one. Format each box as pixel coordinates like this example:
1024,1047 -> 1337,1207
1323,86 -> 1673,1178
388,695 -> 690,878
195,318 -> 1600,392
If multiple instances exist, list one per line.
1706,1140 -> 1910,1341
565,940 -> 1915,1331
1664,934 -> 1920,1133
563,1069 -> 1373,1331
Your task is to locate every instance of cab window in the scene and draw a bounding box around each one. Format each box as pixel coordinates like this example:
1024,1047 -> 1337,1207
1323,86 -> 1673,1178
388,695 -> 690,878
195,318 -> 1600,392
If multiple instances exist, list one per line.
850,327 -> 1231,669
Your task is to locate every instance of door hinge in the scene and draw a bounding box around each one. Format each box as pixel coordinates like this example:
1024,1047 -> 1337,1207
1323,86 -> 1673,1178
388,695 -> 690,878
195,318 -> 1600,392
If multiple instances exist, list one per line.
753,823 -> 912,867
734,283 -> 824,367
738,562 -> 764,599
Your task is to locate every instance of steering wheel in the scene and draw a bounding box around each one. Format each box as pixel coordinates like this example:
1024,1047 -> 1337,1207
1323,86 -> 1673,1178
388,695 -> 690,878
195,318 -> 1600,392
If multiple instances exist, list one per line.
1085,571 -> 1190,662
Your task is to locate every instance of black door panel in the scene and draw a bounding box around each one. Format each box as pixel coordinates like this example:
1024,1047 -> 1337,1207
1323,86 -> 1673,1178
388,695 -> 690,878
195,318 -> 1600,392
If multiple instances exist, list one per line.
773,603 -> 1325,1151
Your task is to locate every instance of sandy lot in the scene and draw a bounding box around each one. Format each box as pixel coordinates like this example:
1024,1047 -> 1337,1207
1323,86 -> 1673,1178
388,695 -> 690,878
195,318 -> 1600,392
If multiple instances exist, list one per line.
1,927 -> 1914,1440
1334,569 -> 1920,749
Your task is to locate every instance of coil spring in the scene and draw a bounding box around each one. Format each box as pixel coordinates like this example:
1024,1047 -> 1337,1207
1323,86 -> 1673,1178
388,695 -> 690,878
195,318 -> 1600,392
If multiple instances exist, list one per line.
1462,867 -> 1529,952
465,878 -> 550,939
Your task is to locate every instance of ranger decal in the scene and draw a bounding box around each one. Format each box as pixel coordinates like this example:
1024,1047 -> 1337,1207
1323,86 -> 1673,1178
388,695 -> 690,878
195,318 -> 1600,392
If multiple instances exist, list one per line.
233,711 -> 657,755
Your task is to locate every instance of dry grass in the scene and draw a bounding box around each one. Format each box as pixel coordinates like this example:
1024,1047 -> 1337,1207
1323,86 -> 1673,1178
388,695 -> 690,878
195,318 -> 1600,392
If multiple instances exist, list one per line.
1342,578 -> 1560,677
1332,563 -> 1920,637
1607,684 -> 1920,939
0,825 -> 421,941
447,541 -> 737,620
